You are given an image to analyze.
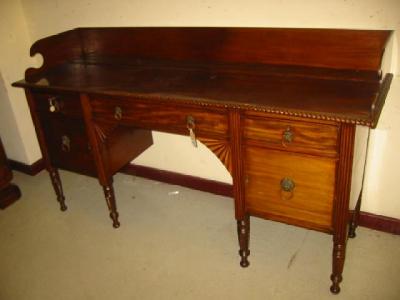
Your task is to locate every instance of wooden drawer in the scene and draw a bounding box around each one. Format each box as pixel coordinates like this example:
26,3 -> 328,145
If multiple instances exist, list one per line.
32,92 -> 82,118
244,146 -> 335,232
40,113 -> 96,176
243,116 -> 338,157
90,97 -> 229,139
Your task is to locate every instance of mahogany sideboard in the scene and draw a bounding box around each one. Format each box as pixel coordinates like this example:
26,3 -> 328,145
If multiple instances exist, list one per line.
12,27 -> 393,293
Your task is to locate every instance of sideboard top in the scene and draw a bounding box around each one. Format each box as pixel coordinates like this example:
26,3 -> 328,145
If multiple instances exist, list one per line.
13,27 -> 394,127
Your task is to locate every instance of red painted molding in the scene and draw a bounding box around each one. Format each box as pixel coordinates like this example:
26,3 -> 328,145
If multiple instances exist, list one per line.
121,163 -> 233,198
358,211 -> 400,235
8,158 -> 45,176
8,159 -> 399,235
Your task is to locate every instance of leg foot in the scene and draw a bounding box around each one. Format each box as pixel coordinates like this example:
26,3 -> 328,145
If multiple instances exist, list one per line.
103,184 -> 120,228
237,215 -> 250,268
348,224 -> 357,239
330,274 -> 342,294
49,169 -> 67,211
110,211 -> 120,228
330,241 -> 345,294
349,191 -> 362,239
348,210 -> 359,239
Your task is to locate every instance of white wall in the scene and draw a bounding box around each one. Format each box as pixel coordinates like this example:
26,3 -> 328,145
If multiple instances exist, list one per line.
1,0 -> 399,218
0,0 -> 41,163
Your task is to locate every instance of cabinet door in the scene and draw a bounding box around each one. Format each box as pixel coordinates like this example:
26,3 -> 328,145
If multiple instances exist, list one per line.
244,146 -> 336,232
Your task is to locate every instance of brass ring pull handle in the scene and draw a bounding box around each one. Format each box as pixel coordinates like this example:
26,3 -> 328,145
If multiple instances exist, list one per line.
280,177 -> 295,200
282,126 -> 294,146
187,115 -> 197,147
61,135 -> 71,152
48,96 -> 60,113
114,106 -> 122,120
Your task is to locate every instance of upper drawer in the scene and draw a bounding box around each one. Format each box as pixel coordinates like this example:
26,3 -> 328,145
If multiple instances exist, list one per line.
32,92 -> 82,118
90,97 -> 229,138
243,116 -> 338,157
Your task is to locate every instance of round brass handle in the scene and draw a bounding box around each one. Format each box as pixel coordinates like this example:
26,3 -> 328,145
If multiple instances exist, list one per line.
48,96 -> 60,113
61,135 -> 71,152
114,106 -> 122,120
282,126 -> 294,145
280,177 -> 295,193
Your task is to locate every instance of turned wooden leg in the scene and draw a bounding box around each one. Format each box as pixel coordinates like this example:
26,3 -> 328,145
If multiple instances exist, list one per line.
237,215 -> 250,268
49,169 -> 67,211
330,237 -> 347,294
330,124 -> 355,294
348,191 -> 362,238
103,184 -> 120,228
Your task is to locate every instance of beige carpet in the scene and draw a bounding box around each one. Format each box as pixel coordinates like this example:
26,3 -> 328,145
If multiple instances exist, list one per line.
0,170 -> 399,300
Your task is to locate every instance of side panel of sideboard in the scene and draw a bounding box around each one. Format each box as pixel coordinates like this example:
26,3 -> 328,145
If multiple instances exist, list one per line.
24,89 -> 154,223
242,111 -> 340,232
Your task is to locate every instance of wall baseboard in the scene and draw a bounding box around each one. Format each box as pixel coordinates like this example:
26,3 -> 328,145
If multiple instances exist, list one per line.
9,159 -> 399,235
8,158 -> 45,175
358,212 -> 400,235
121,163 -> 233,197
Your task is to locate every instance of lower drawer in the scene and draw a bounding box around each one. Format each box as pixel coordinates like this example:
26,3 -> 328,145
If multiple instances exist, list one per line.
40,114 -> 97,176
244,146 -> 335,232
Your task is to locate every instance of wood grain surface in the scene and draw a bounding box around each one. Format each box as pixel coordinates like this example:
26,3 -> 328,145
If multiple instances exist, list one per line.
245,147 -> 336,231
244,115 -> 339,157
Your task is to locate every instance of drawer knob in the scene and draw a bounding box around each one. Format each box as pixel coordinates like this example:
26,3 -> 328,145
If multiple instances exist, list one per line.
187,115 -> 198,147
48,96 -> 60,113
280,177 -> 295,193
114,106 -> 122,120
282,126 -> 294,145
61,135 -> 71,152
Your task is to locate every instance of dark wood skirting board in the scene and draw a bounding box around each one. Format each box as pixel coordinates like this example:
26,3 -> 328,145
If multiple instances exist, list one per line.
8,158 -> 45,176
121,163 -> 233,197
357,211 -> 400,235
9,158 -> 399,234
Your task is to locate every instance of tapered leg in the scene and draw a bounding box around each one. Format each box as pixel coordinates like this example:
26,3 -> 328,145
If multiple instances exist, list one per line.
49,169 -> 67,211
103,184 -> 120,228
237,215 -> 250,268
330,123 -> 355,294
330,239 -> 346,294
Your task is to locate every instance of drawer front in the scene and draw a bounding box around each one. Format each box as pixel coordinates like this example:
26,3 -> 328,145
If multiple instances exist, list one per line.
244,116 -> 338,157
40,113 -> 96,176
244,146 -> 335,231
90,97 -> 229,138
32,92 -> 82,118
